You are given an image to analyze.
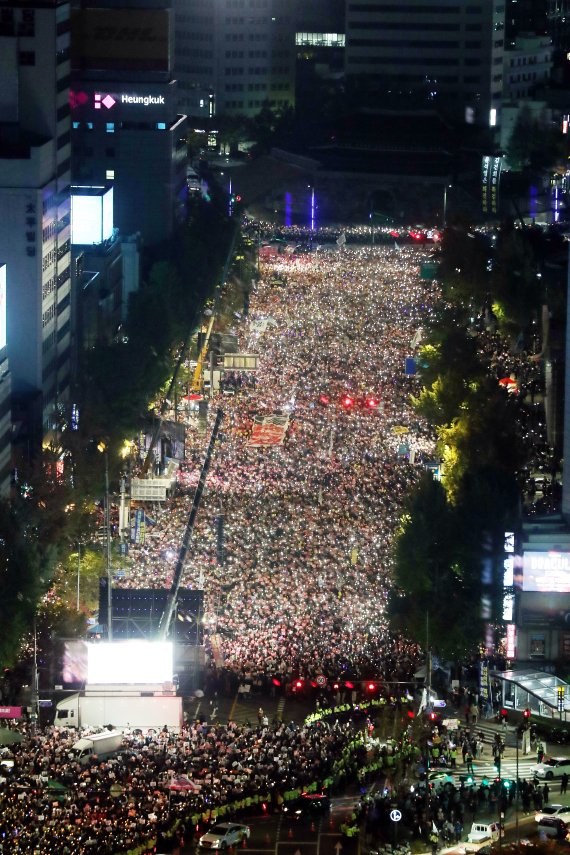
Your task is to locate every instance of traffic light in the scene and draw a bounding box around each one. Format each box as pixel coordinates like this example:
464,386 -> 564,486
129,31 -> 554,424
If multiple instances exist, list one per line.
500,708 -> 508,722
429,711 -> 438,721
523,707 -> 531,720
407,710 -> 415,719
342,395 -> 354,409
365,396 -> 378,409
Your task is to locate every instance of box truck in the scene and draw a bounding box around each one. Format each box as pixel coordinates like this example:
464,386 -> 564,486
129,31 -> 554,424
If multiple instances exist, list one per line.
55,690 -> 183,732
70,730 -> 123,764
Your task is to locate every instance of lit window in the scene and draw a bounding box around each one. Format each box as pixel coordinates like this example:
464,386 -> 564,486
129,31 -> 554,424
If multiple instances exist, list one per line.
106,169 -> 115,180
156,122 -> 166,130
489,107 -> 497,126
72,121 -> 79,129
86,122 -> 93,130
106,122 -> 115,133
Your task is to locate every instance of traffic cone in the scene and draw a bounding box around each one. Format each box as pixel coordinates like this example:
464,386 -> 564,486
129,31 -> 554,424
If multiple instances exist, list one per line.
288,827 -> 294,839
242,836 -> 247,848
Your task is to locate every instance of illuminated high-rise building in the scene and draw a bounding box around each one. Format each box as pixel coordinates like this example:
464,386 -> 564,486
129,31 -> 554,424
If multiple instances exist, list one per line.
70,0 -> 187,245
0,0 -> 72,449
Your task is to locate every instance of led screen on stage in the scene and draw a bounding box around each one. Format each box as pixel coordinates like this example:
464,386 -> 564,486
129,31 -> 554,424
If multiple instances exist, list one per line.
522,551 -> 570,592
63,639 -> 88,684
0,265 -> 6,350
87,640 -> 173,684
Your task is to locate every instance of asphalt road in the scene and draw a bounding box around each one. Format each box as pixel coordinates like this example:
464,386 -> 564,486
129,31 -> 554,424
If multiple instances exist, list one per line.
180,798 -> 361,855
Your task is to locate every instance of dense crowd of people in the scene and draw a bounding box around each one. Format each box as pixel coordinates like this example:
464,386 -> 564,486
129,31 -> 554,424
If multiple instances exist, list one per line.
123,241 -> 439,685
0,715 -> 360,854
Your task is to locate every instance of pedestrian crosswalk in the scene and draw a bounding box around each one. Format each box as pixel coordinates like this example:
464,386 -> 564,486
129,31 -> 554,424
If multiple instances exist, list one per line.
467,757 -> 538,783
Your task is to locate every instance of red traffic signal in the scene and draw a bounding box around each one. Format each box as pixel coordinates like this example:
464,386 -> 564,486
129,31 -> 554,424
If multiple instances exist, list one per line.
235,195 -> 242,202
365,397 -> 378,409
407,710 -> 415,719
294,679 -> 304,690
523,708 -> 531,719
342,395 -> 354,409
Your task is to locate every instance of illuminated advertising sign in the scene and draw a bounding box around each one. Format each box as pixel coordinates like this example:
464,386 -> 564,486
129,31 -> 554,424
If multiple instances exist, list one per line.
482,155 -> 502,214
503,592 -> 514,621
523,551 -> 570,592
87,640 -> 173,684
0,264 -> 6,351
506,623 -> 516,659
94,92 -> 165,109
71,187 -> 114,245
503,556 -> 514,587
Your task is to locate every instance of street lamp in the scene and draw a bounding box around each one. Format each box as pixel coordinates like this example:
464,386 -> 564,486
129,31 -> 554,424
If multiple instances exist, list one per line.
308,184 -> 316,248
443,184 -> 452,228
97,441 -> 113,640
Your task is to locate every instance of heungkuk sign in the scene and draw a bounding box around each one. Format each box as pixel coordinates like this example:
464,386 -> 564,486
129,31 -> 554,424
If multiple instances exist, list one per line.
94,92 -> 166,109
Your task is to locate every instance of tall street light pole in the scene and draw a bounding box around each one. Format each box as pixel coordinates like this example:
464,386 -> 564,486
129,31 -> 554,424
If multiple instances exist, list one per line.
105,451 -> 112,640
76,543 -> 81,612
443,184 -> 452,228
98,442 -> 113,640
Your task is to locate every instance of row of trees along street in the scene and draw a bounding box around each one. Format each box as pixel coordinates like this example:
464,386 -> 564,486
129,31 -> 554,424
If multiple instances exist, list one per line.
0,176 -> 249,684
388,220 -> 567,661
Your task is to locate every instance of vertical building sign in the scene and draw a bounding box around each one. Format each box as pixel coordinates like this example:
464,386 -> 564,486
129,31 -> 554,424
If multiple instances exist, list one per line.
482,156 -> 502,215
481,156 -> 491,214
506,623 -> 516,659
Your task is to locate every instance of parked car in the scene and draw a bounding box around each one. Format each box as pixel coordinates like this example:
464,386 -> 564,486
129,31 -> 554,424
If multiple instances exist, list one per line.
532,757 -> 570,779
418,771 -> 455,793
283,792 -> 330,818
535,804 -> 570,823
537,816 -> 569,840
198,823 -> 251,849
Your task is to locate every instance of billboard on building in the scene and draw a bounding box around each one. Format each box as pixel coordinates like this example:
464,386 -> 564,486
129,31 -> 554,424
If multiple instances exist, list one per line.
71,188 -> 114,245
0,264 -> 6,350
71,8 -> 170,72
523,551 -> 570,592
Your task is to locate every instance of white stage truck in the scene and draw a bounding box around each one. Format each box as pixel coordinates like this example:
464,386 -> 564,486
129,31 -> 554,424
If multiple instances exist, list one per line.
55,685 -> 183,733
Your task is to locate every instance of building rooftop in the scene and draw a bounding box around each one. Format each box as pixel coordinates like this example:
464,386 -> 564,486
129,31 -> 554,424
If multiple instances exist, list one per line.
0,125 -> 50,159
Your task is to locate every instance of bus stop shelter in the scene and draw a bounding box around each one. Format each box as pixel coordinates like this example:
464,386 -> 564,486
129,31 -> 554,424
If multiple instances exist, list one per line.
493,669 -> 570,721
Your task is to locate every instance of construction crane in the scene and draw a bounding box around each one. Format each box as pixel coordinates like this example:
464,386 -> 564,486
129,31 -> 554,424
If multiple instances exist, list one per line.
158,407 -> 224,639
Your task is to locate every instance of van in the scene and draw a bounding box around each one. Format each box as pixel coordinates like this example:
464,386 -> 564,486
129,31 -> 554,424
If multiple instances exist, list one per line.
466,821 -> 500,846
70,730 -> 123,765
